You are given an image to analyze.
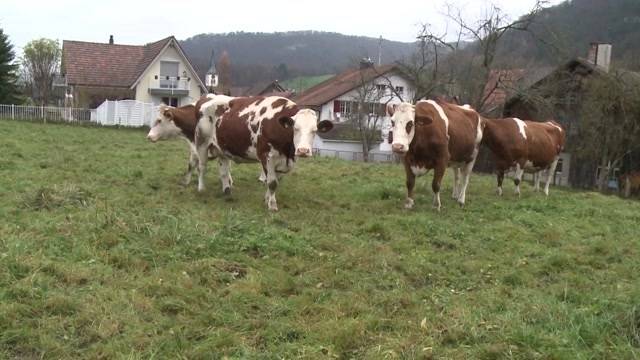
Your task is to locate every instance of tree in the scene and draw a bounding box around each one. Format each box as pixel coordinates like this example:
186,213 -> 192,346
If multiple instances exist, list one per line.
0,28 -> 20,104
217,50 -> 232,94
576,70 -> 640,191
21,38 -> 61,105
346,62 -> 392,162
443,1 -> 546,113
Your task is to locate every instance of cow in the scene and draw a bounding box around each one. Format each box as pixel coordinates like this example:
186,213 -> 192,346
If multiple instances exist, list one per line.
201,96 -> 333,211
481,118 -> 565,196
387,100 -> 484,210
619,171 -> 640,197
146,94 -> 233,191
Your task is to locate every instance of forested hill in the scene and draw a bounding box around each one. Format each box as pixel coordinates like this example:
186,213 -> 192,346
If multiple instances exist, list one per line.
180,0 -> 640,86
180,31 -> 416,86
498,0 -> 640,69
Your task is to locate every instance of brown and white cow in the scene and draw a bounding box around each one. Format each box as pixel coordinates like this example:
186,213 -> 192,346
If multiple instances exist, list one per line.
388,100 -> 484,210
202,96 -> 333,211
146,94 -> 233,191
482,118 -> 565,196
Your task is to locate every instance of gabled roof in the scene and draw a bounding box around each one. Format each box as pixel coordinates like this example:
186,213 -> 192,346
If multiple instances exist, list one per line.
293,64 -> 399,107
229,80 -> 289,97
62,36 -> 206,91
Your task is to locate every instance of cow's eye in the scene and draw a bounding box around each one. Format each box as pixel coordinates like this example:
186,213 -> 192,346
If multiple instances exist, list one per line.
406,121 -> 413,133
391,120 -> 395,126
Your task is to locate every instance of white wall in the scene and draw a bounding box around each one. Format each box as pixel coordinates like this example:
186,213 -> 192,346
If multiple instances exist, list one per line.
134,43 -> 203,106
313,135 -> 395,162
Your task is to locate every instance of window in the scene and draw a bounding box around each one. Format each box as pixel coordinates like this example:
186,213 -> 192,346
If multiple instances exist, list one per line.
160,61 -> 179,88
161,97 -> 179,107
376,84 -> 386,92
395,86 -> 404,95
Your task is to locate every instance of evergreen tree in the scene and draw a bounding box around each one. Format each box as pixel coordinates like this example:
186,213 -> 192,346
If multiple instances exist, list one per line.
0,28 -> 20,104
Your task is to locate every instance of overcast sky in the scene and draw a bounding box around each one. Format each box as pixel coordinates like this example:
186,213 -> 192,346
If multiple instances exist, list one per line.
3,0 -> 563,52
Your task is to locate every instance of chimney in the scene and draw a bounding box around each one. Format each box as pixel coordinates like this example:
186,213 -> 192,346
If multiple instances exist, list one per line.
359,57 -> 374,69
587,42 -> 612,72
109,35 -> 114,45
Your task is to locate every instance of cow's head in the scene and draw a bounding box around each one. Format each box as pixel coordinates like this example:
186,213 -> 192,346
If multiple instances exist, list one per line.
387,102 -> 418,154
279,109 -> 333,157
147,105 -> 182,142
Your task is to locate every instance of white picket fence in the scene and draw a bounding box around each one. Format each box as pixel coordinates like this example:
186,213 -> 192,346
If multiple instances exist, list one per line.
0,104 -> 93,123
0,100 -> 160,128
94,100 -> 159,127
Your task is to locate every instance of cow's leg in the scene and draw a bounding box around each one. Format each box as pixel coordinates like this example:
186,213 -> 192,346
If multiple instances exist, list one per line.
182,149 -> 198,186
218,158 -> 233,195
457,158 -> 477,207
544,157 -> 560,196
452,167 -> 461,200
514,163 -> 524,197
258,170 -> 267,184
497,170 -> 505,196
263,156 -> 280,212
404,161 -> 416,210
196,144 -> 209,192
432,162 -> 446,211
533,171 -> 542,192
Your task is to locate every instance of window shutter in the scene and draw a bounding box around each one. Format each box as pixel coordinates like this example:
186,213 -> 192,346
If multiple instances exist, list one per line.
333,100 -> 341,113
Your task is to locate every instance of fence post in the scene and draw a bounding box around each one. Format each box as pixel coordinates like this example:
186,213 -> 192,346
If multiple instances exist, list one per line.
11,104 -> 14,119
42,105 -> 46,123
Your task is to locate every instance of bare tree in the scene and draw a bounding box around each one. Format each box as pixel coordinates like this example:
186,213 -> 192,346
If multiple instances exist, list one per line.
577,70 -> 640,191
345,63 -> 393,162
218,51 -> 232,95
21,38 -> 61,105
442,1 -> 546,113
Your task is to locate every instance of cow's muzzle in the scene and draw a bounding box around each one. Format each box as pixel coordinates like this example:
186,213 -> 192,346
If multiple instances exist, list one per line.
392,143 -> 407,153
296,148 -> 311,157
146,135 -> 158,143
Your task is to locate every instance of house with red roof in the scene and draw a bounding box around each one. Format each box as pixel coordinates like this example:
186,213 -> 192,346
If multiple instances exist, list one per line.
60,35 -> 206,108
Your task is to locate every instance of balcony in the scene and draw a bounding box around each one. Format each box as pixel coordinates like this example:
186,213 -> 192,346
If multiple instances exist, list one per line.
148,75 -> 190,96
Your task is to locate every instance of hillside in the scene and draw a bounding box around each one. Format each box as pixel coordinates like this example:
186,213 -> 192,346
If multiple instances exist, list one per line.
180,31 -> 416,86
2,119 -> 640,358
498,0 -> 640,69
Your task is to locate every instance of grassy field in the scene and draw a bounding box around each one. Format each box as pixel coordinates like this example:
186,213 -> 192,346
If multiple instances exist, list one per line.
1,119 -> 639,359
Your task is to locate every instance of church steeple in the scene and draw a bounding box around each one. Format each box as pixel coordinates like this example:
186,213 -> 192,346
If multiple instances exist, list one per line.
205,48 -> 218,92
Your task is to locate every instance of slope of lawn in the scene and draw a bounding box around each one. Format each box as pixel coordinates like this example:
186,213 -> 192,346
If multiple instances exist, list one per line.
1,119 -> 639,359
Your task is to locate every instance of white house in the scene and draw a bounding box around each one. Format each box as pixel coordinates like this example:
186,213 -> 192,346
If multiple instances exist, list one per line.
60,35 -> 206,108
294,62 -> 415,157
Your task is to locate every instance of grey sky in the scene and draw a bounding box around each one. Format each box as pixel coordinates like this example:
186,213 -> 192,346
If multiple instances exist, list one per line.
3,0 -> 562,51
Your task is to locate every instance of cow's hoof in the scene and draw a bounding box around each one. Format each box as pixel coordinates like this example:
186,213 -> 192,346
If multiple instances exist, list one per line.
223,187 -> 232,195
404,199 -> 415,210
197,187 -> 205,192
458,201 -> 465,208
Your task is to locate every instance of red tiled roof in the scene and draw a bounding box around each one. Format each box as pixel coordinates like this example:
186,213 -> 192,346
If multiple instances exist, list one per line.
482,69 -> 527,110
293,64 -> 398,107
62,36 -> 202,89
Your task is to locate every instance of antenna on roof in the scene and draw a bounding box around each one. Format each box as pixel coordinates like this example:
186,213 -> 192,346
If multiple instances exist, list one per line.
378,36 -> 383,66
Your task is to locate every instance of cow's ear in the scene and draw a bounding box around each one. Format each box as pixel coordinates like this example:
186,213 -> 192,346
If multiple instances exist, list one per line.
163,109 -> 173,120
386,103 -> 397,117
279,117 -> 295,129
317,120 -> 333,133
415,103 -> 432,126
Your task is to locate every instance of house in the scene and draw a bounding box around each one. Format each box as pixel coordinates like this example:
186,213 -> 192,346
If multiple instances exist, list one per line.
294,61 -> 414,158
60,35 -> 206,108
503,43 -> 640,188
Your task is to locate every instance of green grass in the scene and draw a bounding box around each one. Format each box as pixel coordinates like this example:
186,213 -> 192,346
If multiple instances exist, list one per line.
281,74 -> 334,94
1,119 -> 640,359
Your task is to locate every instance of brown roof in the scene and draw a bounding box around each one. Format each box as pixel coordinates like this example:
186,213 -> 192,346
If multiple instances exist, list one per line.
62,36 -> 204,89
228,81 -> 288,97
293,64 -> 398,107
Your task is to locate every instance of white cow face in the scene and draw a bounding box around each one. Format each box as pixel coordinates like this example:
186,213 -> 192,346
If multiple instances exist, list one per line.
388,102 -> 416,154
280,109 -> 333,157
147,105 -> 182,142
